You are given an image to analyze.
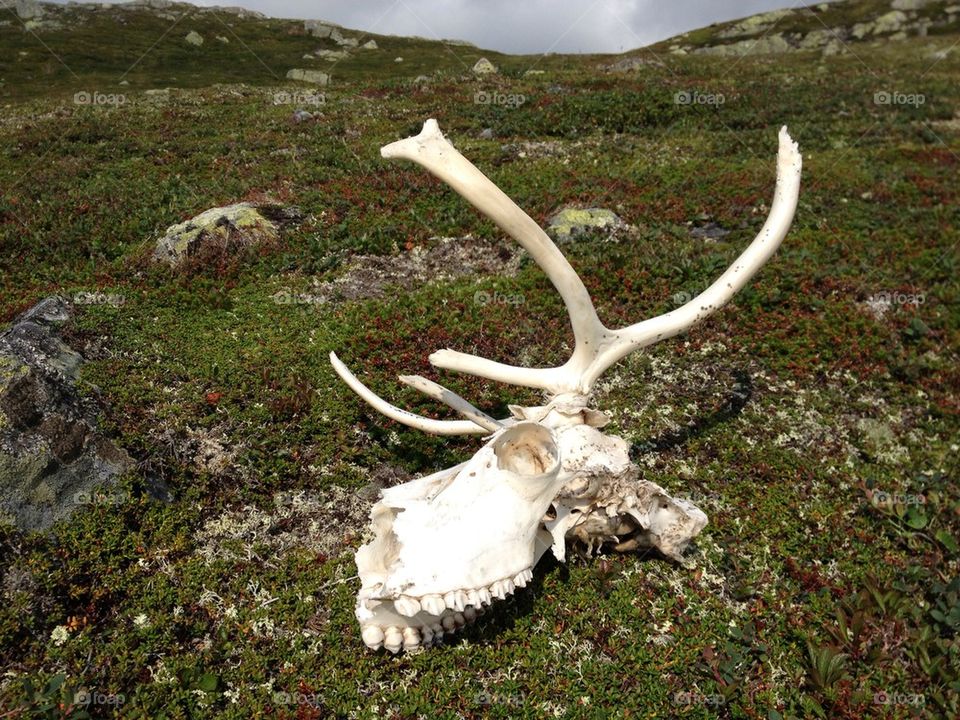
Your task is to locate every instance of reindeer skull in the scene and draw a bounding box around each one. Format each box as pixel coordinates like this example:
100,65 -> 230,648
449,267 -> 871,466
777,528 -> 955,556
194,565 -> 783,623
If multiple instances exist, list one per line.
331,119 -> 802,652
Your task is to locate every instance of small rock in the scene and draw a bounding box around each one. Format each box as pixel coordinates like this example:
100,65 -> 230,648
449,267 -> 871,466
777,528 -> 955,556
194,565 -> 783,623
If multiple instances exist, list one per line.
361,39 -> 378,49
394,56 -> 403,63
479,127 -> 494,140
184,30 -> 204,46
330,28 -> 357,47
547,207 -> 625,242
286,68 -> 329,85
216,35 -> 229,44
292,109 -> 314,123
152,203 -> 297,268
690,222 -> 731,242
473,57 -> 498,74
315,49 -> 348,61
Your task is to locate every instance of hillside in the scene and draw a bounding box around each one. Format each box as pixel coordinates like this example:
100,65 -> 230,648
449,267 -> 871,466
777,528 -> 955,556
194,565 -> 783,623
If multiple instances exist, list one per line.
0,0 -> 958,718
0,0 -> 584,102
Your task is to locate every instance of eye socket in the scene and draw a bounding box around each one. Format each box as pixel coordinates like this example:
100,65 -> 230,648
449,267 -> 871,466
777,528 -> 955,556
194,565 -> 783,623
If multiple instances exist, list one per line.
493,422 -> 559,477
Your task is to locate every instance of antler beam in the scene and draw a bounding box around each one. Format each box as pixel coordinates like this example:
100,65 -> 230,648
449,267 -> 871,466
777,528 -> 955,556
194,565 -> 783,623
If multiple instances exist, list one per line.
381,120 -> 802,397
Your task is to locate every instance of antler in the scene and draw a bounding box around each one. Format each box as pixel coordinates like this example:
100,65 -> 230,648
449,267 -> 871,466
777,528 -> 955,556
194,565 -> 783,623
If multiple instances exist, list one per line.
331,120 -> 801,430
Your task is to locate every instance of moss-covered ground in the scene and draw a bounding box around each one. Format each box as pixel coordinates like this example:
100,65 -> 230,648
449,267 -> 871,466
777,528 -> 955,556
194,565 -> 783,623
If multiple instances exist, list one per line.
0,3 -> 958,718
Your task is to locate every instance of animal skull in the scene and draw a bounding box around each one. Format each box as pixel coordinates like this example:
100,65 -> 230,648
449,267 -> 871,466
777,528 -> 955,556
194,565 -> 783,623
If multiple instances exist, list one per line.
331,119 -> 802,652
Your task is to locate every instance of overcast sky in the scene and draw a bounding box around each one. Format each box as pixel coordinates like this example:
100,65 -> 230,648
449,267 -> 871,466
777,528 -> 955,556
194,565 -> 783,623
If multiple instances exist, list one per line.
52,0 -> 807,54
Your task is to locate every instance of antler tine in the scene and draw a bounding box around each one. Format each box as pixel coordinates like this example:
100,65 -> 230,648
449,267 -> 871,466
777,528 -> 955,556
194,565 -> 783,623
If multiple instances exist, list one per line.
338,121 -> 800,409
579,126 -> 802,390
381,119 -> 606,393
398,375 -> 503,433
329,352 -> 490,436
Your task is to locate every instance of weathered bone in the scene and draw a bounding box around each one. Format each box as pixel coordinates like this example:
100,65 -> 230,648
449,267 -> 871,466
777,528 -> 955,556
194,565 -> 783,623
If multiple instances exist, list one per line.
332,119 -> 801,652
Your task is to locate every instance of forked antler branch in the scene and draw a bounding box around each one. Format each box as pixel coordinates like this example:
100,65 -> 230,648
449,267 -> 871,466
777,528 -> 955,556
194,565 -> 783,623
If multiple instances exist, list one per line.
331,120 -> 801,432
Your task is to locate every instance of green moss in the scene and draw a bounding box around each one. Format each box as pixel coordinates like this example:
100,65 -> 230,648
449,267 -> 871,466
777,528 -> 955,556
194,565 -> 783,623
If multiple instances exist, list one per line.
0,4 -> 958,717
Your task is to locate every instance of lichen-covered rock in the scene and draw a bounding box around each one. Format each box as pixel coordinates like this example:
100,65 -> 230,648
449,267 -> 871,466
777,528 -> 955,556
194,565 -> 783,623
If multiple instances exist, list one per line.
286,68 -> 329,85
184,30 -> 204,46
152,202 -> 298,268
361,39 -> 378,50
0,297 -> 133,531
717,8 -> 794,38
472,57 -> 497,74
852,10 -> 908,38
547,207 -> 626,242
694,33 -> 792,56
891,0 -> 933,9
315,49 -> 349,61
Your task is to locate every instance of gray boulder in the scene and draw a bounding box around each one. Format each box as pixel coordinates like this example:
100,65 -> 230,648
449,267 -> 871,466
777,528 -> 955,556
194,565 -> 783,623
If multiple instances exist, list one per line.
694,33 -> 792,56
304,19 -> 335,38
472,57 -> 498,74
0,0 -> 44,19
286,68 -> 330,85
0,297 -> 133,531
185,30 -> 204,46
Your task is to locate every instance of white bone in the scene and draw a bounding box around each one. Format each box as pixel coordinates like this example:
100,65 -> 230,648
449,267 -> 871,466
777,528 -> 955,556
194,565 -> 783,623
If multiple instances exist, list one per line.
380,119 -> 801,396
330,350 -> 490,435
398,374 -> 503,432
334,119 -> 801,653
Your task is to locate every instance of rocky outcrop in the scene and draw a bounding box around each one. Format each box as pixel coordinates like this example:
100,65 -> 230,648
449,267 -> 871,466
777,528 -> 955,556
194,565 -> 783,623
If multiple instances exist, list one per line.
693,33 -> 792,56
670,0 -> 955,57
0,297 -> 133,531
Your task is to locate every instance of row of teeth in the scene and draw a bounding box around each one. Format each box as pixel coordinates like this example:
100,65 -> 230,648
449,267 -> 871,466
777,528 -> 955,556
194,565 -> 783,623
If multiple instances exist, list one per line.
361,605 -> 484,653
392,568 -> 533,618
360,568 -> 533,653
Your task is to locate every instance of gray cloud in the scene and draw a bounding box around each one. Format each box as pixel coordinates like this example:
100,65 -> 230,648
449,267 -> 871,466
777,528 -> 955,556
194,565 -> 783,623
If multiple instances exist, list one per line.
49,0 -> 806,54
